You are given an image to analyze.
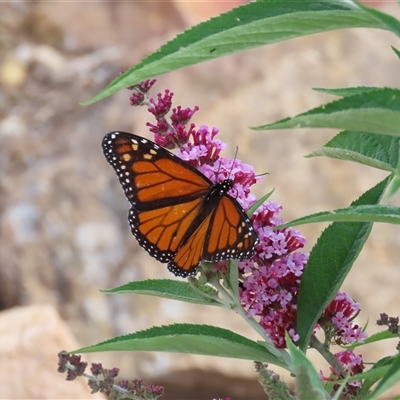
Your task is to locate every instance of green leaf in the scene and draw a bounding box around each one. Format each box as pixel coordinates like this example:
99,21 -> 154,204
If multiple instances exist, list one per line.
83,0 -> 394,104
350,330 -> 399,348
306,131 -> 399,171
248,187 -> 275,216
388,148 -> 400,196
349,365 -> 391,382
285,333 -> 327,398
296,365 -> 328,400
296,177 -> 391,351
256,88 -> 400,137
313,86 -> 384,97
388,174 -> 400,197
71,323 -> 290,368
359,357 -> 394,396
101,279 -> 221,306
367,352 -> 400,400
276,204 -> 400,229
357,1 -> 400,37
391,45 -> 400,60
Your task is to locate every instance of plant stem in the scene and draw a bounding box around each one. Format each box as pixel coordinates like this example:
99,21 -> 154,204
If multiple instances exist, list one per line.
309,334 -> 346,376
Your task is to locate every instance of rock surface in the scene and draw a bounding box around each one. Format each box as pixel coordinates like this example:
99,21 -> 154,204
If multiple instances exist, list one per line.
0,305 -> 105,399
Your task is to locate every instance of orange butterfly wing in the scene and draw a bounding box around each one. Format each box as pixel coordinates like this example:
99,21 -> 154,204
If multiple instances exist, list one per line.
102,131 -> 259,277
168,195 -> 257,275
103,133 -> 210,207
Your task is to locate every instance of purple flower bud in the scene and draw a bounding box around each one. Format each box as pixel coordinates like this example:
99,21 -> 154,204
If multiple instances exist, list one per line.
90,363 -> 103,376
137,79 -> 156,93
130,92 -> 145,106
148,90 -> 173,118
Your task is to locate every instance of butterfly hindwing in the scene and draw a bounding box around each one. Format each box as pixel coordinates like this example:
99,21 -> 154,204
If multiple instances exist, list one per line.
168,212 -> 212,276
128,197 -> 204,266
204,195 -> 257,261
167,195 -> 258,276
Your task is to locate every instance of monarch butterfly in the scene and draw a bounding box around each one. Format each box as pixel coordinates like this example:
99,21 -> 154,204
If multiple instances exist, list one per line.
102,131 -> 259,277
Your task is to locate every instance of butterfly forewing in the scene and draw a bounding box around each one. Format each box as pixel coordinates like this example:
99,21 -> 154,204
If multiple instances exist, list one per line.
102,132 -> 211,209
102,131 -> 259,277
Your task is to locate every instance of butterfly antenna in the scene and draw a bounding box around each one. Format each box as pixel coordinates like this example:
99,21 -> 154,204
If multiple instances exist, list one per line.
227,146 -> 239,198
215,160 -> 222,181
229,146 -> 239,179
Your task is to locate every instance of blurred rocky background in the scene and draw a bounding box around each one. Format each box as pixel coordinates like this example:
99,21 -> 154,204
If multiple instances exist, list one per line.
0,1 -> 399,399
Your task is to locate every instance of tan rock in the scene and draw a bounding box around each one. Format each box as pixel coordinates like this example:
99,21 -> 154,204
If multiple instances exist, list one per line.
0,305 -> 105,399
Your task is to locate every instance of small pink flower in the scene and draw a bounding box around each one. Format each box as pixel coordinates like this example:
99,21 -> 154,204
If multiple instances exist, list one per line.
237,199 -> 309,348
319,291 -> 367,345
148,89 -> 173,118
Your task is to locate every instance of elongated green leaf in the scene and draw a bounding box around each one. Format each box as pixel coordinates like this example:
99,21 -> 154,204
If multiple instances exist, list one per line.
359,356 -> 394,396
391,146 -> 400,196
84,0 -> 395,104
286,333 -> 326,397
367,352 -> 400,400
248,188 -> 275,215
392,45 -> 400,60
297,177 -> 391,351
307,131 -> 399,171
357,1 -> 400,37
71,323 -> 290,369
388,174 -> 400,197
349,365 -> 391,382
256,88 -> 400,137
101,279 -> 222,306
277,204 -> 400,229
349,330 -> 398,348
313,86 -> 385,97
296,365 -> 327,400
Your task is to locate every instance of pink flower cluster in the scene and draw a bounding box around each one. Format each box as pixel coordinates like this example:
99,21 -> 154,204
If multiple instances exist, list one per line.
318,292 -> 366,391
147,88 -> 199,149
240,202 -> 308,348
335,349 -> 364,382
319,292 -> 367,345
320,349 -> 364,396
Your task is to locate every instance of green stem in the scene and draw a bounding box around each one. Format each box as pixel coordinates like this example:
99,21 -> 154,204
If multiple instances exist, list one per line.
309,334 -> 346,376
211,277 -> 235,305
214,276 -> 293,370
187,277 -> 230,308
210,275 -> 292,370
233,302 -> 269,341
